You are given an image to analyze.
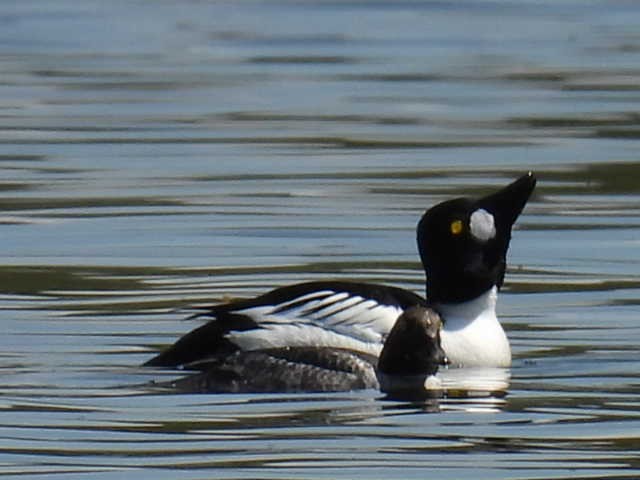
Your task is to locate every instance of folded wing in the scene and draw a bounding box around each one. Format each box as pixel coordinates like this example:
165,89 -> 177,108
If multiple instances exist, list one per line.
145,281 -> 426,368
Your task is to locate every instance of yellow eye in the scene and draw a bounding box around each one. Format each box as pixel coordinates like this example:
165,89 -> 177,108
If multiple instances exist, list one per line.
450,219 -> 463,235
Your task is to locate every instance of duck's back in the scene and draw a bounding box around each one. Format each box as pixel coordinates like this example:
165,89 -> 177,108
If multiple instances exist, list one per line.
145,281 -> 426,369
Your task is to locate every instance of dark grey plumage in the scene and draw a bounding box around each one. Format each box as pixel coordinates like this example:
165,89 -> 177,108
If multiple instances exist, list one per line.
164,347 -> 379,393
377,305 -> 446,396
154,306 -> 446,395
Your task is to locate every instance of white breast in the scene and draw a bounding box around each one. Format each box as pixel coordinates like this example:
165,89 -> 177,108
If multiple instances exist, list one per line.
437,287 -> 511,368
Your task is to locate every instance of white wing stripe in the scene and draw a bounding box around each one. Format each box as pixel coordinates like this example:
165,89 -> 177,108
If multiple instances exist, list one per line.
320,300 -> 374,326
307,295 -> 364,321
268,290 -> 336,312
228,324 -> 384,357
224,289 -> 406,351
324,299 -> 381,325
289,292 -> 353,317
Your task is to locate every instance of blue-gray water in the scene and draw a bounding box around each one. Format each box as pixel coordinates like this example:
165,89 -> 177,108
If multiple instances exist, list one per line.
2,1 -> 640,478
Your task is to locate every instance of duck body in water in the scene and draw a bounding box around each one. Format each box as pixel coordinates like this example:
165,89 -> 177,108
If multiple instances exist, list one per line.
162,306 -> 446,396
145,173 -> 536,392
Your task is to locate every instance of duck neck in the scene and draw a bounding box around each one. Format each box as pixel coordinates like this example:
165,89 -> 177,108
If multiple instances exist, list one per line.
435,287 -> 498,327
434,286 -> 511,368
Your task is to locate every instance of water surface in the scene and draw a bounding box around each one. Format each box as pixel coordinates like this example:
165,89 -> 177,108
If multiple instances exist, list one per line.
2,1 -> 640,479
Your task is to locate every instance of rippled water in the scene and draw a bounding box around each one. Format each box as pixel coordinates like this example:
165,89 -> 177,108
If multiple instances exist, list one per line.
2,1 -> 640,478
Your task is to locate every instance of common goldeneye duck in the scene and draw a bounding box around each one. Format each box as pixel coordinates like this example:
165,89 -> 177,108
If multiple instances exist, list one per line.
145,173 -> 536,373
158,306 -> 446,394
377,305 -> 446,396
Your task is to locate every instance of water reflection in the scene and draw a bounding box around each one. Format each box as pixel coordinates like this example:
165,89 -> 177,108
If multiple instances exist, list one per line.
439,367 -> 511,397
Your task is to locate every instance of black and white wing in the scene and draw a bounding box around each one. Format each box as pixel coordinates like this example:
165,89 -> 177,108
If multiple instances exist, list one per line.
145,281 -> 426,368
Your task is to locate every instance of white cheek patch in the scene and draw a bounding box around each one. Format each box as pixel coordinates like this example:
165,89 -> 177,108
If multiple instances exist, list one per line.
469,208 -> 496,242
